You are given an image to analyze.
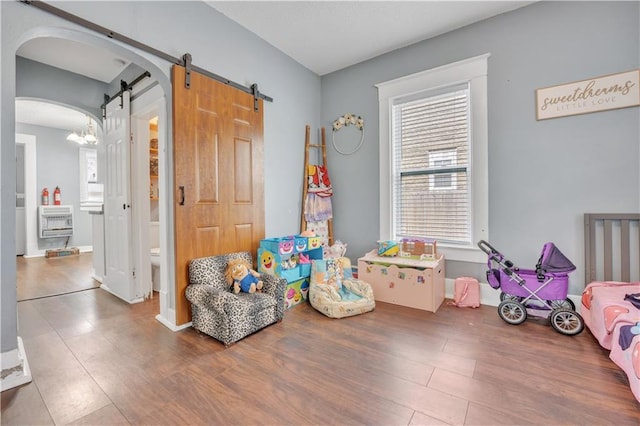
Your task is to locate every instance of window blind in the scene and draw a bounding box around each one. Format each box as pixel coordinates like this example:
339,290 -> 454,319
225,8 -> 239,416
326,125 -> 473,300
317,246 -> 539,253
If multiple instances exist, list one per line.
391,83 -> 471,244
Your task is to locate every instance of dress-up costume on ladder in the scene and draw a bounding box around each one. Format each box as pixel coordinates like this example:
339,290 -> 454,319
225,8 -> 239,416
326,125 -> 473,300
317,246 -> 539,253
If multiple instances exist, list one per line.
304,165 -> 333,239
304,165 -> 333,221
301,126 -> 335,247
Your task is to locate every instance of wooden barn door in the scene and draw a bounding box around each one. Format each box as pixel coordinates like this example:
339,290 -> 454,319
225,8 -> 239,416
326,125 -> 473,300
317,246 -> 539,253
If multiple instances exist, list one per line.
172,65 -> 265,325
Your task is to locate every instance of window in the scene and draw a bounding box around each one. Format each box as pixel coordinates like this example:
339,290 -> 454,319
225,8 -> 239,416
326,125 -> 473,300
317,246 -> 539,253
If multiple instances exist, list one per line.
392,84 -> 469,243
429,149 -> 458,191
376,54 -> 489,262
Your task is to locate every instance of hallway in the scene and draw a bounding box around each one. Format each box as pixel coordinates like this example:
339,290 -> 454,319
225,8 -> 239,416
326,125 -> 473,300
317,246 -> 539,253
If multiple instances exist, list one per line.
17,253 -> 99,301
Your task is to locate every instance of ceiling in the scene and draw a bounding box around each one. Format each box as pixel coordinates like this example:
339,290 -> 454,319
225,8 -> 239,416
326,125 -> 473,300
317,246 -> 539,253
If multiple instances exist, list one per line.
15,0 -> 534,131
16,36 -> 133,132
18,37 -> 132,84
207,1 -> 535,76
15,99 -> 99,133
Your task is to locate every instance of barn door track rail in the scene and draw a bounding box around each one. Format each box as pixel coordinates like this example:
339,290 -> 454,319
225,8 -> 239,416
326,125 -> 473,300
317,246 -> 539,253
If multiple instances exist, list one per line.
20,0 -> 273,111
101,70 -> 152,118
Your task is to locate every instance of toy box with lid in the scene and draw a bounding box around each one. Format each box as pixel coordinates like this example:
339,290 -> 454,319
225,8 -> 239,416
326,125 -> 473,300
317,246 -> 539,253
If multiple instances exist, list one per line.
258,235 -> 322,308
358,249 -> 445,312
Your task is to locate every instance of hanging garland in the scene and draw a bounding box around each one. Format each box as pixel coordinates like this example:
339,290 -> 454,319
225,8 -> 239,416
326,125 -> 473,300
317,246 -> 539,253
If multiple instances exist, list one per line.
332,113 -> 364,155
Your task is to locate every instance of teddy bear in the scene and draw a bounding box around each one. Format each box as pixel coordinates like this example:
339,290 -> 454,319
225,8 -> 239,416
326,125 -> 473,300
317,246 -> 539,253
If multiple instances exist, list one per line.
225,258 -> 264,294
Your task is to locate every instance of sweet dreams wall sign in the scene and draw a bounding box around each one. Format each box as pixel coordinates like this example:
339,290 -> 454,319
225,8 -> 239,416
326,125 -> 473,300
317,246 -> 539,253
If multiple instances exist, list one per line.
535,69 -> 639,120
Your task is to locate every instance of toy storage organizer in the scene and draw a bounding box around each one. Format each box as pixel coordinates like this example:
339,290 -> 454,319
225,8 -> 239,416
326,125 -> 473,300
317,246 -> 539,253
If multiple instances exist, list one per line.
357,250 -> 445,312
258,236 -> 323,309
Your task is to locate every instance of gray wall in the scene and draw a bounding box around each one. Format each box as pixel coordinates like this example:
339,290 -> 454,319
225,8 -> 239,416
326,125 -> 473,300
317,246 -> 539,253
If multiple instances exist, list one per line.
43,0 -> 323,238
2,0 -> 321,354
17,56 -> 107,120
321,1 -> 640,295
16,57 -> 106,253
15,123 -> 93,249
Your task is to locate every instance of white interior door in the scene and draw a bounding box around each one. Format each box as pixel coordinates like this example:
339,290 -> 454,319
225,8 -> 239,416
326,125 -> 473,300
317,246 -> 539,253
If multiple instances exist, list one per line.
103,91 -> 134,301
16,134 -> 37,257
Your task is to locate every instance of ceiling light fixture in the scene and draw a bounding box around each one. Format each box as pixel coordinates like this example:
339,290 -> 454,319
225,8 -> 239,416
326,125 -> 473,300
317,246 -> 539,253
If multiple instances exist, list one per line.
67,115 -> 99,145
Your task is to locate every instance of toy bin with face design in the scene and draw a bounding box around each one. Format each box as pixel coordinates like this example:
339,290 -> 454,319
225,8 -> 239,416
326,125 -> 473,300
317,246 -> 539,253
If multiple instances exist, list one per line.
260,236 -> 296,257
259,236 -> 323,308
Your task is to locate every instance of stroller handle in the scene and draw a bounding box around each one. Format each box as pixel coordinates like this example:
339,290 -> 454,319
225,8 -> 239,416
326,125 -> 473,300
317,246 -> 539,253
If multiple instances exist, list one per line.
477,240 -> 498,255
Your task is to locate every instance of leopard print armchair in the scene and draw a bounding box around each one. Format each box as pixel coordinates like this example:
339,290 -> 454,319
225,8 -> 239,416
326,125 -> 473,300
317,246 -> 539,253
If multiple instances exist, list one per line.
185,251 -> 287,346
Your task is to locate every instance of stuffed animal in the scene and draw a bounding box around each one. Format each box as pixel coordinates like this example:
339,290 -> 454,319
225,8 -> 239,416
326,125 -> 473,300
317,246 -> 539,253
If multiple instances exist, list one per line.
225,258 -> 264,294
300,229 -> 316,237
323,240 -> 348,259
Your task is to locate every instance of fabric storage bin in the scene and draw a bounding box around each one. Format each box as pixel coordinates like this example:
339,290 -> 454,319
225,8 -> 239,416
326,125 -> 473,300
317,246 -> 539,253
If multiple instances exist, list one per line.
260,237 -> 295,256
299,263 -> 311,276
280,265 -> 301,282
307,236 -> 322,250
285,278 -> 310,309
294,236 -> 308,252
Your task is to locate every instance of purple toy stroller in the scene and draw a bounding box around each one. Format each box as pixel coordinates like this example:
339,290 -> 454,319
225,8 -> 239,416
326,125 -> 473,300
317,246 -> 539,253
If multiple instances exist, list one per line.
478,240 -> 584,335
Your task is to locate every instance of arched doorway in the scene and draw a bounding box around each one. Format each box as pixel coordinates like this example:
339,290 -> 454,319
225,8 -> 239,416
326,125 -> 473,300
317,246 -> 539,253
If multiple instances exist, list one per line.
12,27 -> 175,328
15,98 -> 101,259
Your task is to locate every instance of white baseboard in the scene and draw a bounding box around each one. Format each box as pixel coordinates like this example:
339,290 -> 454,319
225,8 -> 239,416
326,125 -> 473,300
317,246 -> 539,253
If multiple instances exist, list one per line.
156,311 -> 191,332
155,315 -> 192,332
22,245 -> 92,258
99,283 -> 144,304
0,337 -> 32,392
445,278 -> 583,313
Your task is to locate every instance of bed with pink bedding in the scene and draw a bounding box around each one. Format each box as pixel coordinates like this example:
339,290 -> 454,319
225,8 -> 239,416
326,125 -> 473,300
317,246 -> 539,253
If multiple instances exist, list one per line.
581,281 -> 640,401
581,213 -> 640,403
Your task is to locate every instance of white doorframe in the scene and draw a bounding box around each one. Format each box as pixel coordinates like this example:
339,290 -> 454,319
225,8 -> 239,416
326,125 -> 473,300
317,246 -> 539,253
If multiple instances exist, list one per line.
14,26 -> 177,329
131,85 -> 170,321
16,133 -> 37,257
130,112 -> 152,301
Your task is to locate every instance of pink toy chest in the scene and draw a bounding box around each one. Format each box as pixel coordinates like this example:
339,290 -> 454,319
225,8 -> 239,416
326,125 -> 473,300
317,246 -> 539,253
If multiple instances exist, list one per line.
357,250 -> 445,312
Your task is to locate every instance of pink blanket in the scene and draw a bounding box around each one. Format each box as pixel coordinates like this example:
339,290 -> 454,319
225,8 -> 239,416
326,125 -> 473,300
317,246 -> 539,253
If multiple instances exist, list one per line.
581,281 -> 640,402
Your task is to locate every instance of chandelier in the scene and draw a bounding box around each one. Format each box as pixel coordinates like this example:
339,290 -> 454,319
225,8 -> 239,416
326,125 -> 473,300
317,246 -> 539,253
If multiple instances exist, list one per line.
67,116 -> 99,145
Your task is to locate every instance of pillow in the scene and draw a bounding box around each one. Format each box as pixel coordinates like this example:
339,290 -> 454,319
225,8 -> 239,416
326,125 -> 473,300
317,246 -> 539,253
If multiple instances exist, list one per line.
311,259 -> 344,289
336,257 -> 353,279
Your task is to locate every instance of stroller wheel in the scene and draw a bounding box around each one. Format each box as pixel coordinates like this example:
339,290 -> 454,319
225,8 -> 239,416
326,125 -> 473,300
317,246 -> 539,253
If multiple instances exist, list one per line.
548,298 -> 575,311
498,300 -> 527,325
500,292 -> 522,303
550,308 -> 584,336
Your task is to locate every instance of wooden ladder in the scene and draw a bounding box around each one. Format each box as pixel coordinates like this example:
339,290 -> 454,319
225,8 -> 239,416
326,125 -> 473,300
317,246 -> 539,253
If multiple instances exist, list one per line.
300,125 -> 334,246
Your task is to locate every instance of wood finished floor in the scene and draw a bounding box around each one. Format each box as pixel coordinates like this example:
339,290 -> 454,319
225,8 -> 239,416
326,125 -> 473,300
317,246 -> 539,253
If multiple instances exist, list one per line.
16,253 -> 100,301
2,288 -> 639,425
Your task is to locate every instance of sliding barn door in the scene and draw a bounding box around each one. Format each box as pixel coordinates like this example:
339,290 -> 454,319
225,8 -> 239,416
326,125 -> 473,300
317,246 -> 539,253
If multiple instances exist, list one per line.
172,65 -> 265,325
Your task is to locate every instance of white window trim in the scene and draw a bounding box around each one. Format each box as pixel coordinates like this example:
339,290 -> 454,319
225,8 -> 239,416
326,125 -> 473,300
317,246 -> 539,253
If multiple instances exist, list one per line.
376,54 -> 490,263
